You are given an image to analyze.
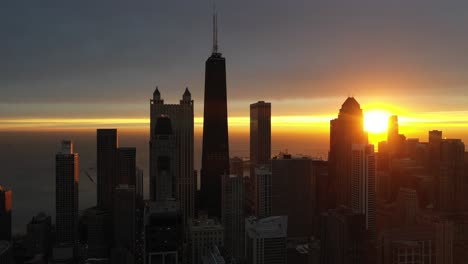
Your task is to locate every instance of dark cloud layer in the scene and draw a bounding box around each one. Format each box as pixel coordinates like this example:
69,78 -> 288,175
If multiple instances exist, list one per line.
1,0 -> 468,108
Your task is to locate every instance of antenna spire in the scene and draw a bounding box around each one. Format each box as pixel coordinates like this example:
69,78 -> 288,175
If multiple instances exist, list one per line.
212,2 -> 218,54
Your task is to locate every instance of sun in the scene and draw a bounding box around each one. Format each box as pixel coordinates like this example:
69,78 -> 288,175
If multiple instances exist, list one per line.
364,110 -> 390,134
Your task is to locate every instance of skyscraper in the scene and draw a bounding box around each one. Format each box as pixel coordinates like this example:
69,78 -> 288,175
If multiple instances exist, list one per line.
97,129 -> 118,210
118,147 -> 136,186
201,9 -> 230,219
0,186 -> 12,241
245,216 -> 288,264
329,97 -> 368,208
113,184 -> 136,256
250,101 -> 271,172
188,216 -> 224,264
350,144 -> 376,237
55,140 -> 79,246
253,167 -> 272,219
144,201 -> 182,264
26,213 -> 51,257
150,115 -> 177,202
321,206 -> 366,264
221,174 -> 245,261
271,153 -> 318,239
150,88 -> 194,222
437,139 -> 466,211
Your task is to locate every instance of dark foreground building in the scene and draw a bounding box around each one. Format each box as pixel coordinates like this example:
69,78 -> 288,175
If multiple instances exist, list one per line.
200,11 -> 229,219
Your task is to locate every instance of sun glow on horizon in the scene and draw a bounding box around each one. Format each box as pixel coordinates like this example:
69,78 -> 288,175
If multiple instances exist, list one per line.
364,110 -> 391,134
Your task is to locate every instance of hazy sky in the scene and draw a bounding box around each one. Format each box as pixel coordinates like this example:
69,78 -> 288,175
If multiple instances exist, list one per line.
1,0 -> 468,129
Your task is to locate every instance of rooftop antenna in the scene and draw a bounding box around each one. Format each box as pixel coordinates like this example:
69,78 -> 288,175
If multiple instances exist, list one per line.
212,1 -> 218,54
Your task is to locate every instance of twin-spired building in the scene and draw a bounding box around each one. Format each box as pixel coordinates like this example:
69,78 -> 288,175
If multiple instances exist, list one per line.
150,87 -> 195,223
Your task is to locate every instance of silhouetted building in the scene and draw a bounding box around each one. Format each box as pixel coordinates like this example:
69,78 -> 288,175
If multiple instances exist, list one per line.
350,144 -> 376,238
118,147 -> 136,186
378,226 -> 434,264
329,97 -> 367,208
26,213 -> 51,257
111,247 -> 134,264
250,101 -> 271,174
221,174 -> 245,262
188,216 -> 224,264
0,186 -> 12,241
321,206 -> 366,264
245,216 -> 288,264
271,153 -> 318,239
428,130 -> 443,168
55,140 -> 79,247
253,167 -> 272,219
150,116 -> 177,202
396,188 -> 419,225
201,246 -> 225,264
151,88 -> 195,223
144,200 -> 182,264
97,129 -> 118,210
0,241 -> 13,264
437,139 -> 466,212
200,10 -> 230,219
417,211 -> 456,264
136,167 -> 144,205
81,207 -> 110,259
387,116 -> 405,157
113,184 -> 136,256
230,157 -> 244,178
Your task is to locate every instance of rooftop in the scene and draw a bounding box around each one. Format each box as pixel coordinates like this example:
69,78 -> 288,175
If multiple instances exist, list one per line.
246,216 -> 288,239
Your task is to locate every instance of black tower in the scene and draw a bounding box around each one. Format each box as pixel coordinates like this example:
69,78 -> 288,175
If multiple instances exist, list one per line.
200,8 -> 229,219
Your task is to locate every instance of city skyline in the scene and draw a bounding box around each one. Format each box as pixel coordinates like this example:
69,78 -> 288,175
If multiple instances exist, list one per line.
1,2 -> 468,263
1,1 -> 468,145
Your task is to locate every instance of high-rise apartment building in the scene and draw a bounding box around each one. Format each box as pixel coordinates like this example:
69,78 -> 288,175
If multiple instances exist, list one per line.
329,97 -> 368,208
221,174 -> 245,261
351,144 -> 376,237
151,88 -> 194,222
97,129 -> 118,210
245,216 -> 288,264
0,186 -> 12,241
200,10 -> 230,219
55,140 -> 79,246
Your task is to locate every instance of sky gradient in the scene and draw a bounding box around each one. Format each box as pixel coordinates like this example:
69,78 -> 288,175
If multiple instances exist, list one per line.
1,0 -> 468,143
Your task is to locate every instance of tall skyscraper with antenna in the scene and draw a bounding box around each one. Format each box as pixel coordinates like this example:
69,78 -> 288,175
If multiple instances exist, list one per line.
200,7 -> 229,219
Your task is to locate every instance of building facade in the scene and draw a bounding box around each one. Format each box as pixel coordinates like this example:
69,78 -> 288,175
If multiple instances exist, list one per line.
0,186 -> 12,241
200,11 -> 230,218
221,174 -> 245,262
97,129 -> 118,210
55,140 -> 79,247
150,88 -> 195,223
350,144 -> 376,237
245,216 -> 288,264
188,216 -> 224,264
150,115 -> 177,202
